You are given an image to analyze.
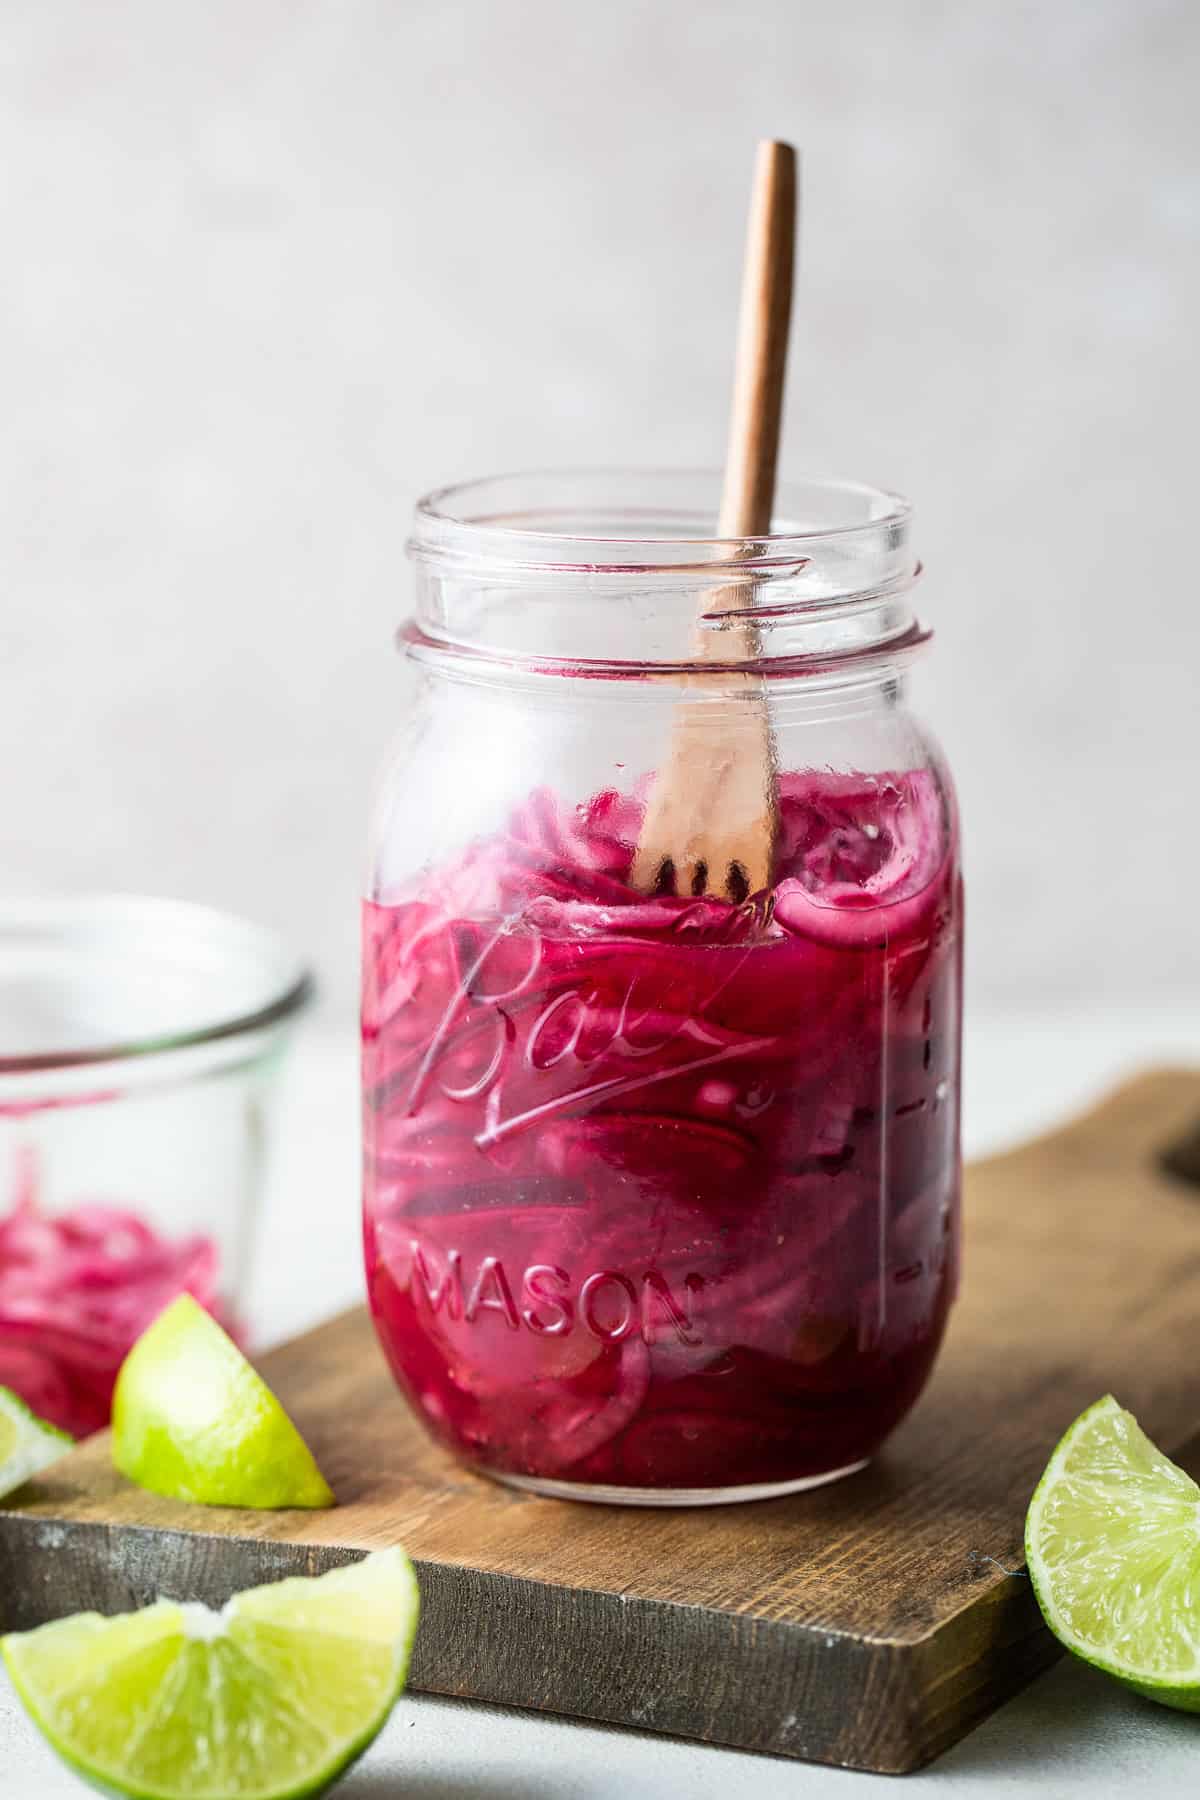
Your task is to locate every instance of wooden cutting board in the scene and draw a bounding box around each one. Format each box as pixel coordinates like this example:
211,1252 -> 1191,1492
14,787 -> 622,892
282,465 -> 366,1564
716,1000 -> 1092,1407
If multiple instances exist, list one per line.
4,1070 -> 1200,1775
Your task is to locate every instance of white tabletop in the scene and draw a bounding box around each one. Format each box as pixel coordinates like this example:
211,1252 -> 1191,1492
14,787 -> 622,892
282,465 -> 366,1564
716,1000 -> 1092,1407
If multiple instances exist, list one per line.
4,1008 -> 1199,1797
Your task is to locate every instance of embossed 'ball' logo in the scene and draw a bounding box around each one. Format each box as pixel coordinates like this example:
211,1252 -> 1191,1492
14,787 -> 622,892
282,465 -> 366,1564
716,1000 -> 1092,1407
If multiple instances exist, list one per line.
403,923 -> 777,1149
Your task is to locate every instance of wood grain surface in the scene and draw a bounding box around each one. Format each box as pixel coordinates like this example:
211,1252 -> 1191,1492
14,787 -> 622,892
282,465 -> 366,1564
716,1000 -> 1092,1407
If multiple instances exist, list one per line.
4,1070 -> 1200,1774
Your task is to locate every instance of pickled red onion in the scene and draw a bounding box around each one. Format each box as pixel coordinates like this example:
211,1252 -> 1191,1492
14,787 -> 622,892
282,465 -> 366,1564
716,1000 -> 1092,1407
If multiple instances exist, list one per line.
0,1149 -> 230,1437
364,770 -> 961,1490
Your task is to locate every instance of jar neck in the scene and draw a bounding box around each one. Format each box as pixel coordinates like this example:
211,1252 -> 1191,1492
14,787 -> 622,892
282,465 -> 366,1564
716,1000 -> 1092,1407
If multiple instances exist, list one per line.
403,627 -> 920,724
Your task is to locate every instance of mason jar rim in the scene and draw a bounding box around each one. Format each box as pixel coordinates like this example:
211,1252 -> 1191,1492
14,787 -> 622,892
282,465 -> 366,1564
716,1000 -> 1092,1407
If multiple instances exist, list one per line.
404,469 -> 924,679
409,468 -> 912,576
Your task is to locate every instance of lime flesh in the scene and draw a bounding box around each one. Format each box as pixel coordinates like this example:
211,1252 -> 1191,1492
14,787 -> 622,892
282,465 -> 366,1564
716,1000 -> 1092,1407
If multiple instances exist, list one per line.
0,1386 -> 71,1498
2,1547 -> 420,1800
112,1295 -> 333,1510
1026,1393 -> 1200,1709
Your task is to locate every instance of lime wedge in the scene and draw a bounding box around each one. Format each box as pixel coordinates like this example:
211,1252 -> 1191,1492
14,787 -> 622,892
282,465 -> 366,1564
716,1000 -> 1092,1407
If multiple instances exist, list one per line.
2,1546 -> 420,1800
0,1386 -> 71,1498
112,1294 -> 333,1509
1026,1393 -> 1200,1709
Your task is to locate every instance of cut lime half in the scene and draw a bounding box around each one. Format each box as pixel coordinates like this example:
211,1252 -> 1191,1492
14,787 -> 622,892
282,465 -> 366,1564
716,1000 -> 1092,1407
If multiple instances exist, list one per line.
3,1546 -> 420,1800
1026,1393 -> 1200,1710
0,1385 -> 71,1499
112,1294 -> 333,1510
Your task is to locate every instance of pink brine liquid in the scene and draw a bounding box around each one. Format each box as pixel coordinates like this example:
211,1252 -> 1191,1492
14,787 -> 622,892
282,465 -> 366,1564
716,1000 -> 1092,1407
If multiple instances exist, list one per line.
362,771 -> 962,1496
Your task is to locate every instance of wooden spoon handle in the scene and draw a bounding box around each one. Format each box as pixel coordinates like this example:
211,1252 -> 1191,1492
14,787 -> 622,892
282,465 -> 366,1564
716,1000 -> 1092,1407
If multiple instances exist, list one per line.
717,140 -> 797,542
629,141 -> 796,901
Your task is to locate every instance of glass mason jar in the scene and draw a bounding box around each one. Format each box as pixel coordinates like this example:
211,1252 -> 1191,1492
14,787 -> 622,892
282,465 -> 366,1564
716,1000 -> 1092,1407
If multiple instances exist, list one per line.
362,471 -> 962,1505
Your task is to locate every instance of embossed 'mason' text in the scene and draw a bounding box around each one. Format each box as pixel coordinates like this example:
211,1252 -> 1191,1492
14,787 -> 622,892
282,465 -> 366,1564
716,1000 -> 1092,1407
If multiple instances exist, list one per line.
394,1239 -> 704,1346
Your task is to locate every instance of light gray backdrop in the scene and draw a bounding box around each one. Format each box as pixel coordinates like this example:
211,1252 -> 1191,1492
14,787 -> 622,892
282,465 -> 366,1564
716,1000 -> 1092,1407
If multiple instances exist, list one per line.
2,0 -> 1196,1024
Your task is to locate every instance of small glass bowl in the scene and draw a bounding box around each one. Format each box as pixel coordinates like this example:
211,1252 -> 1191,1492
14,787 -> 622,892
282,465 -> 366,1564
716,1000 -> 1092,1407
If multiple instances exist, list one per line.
0,895 -> 312,1437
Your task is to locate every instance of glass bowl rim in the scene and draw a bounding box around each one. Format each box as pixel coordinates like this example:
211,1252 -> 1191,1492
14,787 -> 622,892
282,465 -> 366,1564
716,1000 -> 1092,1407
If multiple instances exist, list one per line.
0,894 -> 314,1076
